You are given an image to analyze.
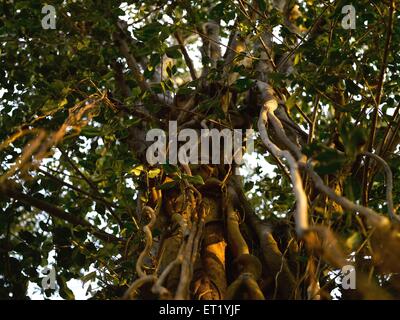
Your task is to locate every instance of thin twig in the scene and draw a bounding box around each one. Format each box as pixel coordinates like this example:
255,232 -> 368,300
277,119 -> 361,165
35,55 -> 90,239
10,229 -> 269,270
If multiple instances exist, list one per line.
363,152 -> 399,222
136,206 -> 157,278
174,32 -> 197,81
362,0 -> 396,205
0,183 -> 123,243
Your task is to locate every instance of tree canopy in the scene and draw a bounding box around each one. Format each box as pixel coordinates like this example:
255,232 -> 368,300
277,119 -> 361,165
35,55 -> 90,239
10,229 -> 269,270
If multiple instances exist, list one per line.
0,0 -> 400,300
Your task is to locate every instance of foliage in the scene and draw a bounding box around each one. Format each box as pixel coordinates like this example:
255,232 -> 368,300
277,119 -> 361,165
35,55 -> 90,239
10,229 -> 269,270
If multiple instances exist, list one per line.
0,0 -> 400,300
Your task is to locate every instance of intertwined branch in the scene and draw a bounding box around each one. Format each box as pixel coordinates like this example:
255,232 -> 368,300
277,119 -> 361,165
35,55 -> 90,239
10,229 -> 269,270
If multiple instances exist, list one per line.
123,179 -> 204,300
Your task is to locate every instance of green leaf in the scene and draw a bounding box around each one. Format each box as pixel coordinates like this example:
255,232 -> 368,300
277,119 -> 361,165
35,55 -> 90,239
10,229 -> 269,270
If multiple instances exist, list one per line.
286,93 -> 298,111
185,175 -> 205,185
58,276 -> 75,300
233,78 -> 253,93
81,126 -> 102,137
345,80 -> 360,95
130,165 -> 144,176
165,45 -> 182,59
346,232 -> 362,251
148,168 -> 161,178
19,231 -> 35,243
59,98 -> 68,108
81,271 -> 97,284
157,181 -> 178,190
162,164 -> 178,174
314,148 -> 347,175
256,0 -> 267,12
339,118 -> 367,157
135,22 -> 164,41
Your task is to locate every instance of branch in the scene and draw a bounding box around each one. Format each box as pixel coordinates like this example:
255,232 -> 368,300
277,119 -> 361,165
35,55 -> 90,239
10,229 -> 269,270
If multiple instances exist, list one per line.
268,107 -> 390,227
116,36 -> 151,93
258,104 -> 309,237
231,178 -> 297,299
362,152 -> 399,222
225,188 -> 249,257
363,0 -> 396,205
174,32 -> 197,81
124,203 -> 162,299
175,218 -> 198,300
151,245 -> 184,298
59,147 -> 98,191
113,27 -> 174,108
58,148 -> 123,226
276,4 -> 330,71
123,275 -> 157,300
135,206 -> 157,278
0,182 -> 123,243
111,60 -> 133,98
308,94 -> 320,144
379,102 -> 400,157
37,168 -> 117,209
300,161 -> 390,228
257,84 -> 392,236
175,186 -> 204,300
268,111 -> 303,159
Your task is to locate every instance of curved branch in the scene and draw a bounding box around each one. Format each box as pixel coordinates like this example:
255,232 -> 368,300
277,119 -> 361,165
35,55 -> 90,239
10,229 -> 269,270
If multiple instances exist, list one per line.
123,275 -> 157,300
152,245 -> 184,298
174,32 -> 197,81
300,161 -> 390,228
225,188 -> 249,257
362,152 -> 399,222
258,107 -> 309,237
363,0 -> 396,205
136,206 -> 157,278
258,92 -> 391,231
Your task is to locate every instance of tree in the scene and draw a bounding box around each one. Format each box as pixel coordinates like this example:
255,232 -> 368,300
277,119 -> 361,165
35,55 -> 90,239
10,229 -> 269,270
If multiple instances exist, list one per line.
0,0 -> 399,300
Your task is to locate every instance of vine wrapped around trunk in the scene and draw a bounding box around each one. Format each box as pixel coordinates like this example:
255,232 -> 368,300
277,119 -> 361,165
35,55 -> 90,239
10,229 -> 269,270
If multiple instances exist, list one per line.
1,0 -> 400,300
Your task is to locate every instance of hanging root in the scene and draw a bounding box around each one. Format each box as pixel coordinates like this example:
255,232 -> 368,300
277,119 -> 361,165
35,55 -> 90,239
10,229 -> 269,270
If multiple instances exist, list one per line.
258,87 -> 392,232
258,106 -> 309,238
224,187 -> 265,299
229,176 -> 298,299
256,85 -> 399,299
124,176 -> 206,300
123,205 -> 158,299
